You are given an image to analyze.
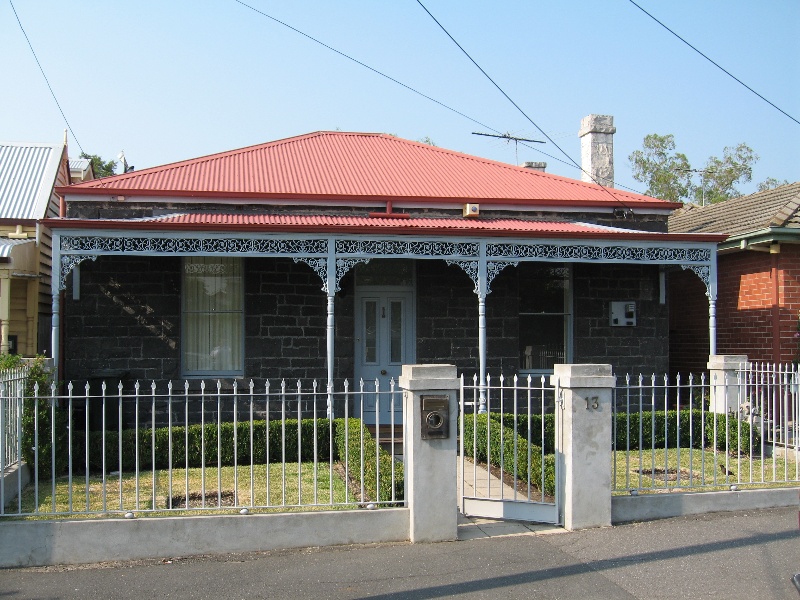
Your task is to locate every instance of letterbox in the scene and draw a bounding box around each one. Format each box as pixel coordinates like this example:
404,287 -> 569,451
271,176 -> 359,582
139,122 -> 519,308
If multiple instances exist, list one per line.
420,395 -> 449,439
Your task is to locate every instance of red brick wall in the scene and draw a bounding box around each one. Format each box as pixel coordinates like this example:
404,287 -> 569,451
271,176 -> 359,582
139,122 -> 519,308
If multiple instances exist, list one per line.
669,268 -> 709,376
670,245 -> 800,375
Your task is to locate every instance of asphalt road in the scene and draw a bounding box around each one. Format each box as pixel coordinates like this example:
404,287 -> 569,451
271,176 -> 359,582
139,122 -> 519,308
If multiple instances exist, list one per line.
1,506 -> 798,599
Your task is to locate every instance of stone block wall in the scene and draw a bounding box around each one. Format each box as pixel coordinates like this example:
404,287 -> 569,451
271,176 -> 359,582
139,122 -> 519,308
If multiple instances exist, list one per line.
61,255 -> 671,426
573,263 -> 668,377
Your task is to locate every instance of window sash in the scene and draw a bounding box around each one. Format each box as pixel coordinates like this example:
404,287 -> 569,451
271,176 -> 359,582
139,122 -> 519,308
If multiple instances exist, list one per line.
182,257 -> 244,375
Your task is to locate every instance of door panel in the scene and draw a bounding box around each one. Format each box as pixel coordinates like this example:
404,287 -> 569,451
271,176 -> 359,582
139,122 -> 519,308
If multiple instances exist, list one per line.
355,291 -> 412,424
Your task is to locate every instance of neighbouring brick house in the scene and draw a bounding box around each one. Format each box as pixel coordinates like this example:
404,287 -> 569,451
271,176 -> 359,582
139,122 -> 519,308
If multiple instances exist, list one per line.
668,182 -> 800,375
48,128 -> 721,425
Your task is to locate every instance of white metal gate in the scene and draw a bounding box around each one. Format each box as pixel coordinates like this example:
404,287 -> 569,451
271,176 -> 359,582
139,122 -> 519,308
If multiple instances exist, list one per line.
459,374 -> 561,524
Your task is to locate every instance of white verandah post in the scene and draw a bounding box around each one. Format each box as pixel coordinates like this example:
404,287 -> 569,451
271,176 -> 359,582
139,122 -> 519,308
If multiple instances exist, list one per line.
325,249 -> 336,419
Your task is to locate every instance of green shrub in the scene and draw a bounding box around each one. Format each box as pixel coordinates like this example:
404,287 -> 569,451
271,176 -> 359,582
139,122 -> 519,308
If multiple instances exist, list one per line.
68,415 -> 404,505
613,408 -> 760,455
0,354 -> 65,480
490,412 -> 556,454
75,417 -> 334,472
333,418 -> 403,504
462,413 -> 555,497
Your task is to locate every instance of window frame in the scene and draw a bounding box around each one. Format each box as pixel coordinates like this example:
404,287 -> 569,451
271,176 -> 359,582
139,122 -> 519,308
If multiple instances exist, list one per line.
180,256 -> 245,378
518,264 -> 573,375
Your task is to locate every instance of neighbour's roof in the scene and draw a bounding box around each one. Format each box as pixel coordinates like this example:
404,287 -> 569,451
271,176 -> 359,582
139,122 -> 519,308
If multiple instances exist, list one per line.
668,182 -> 800,237
0,141 -> 65,220
59,131 -> 676,211
69,158 -> 93,182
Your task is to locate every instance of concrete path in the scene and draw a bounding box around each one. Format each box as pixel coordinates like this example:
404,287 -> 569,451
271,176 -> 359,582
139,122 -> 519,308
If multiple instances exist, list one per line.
2,506 -> 797,599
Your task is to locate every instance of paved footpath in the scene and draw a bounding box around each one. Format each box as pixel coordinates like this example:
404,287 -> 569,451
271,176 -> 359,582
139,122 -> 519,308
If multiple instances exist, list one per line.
1,506 -> 798,599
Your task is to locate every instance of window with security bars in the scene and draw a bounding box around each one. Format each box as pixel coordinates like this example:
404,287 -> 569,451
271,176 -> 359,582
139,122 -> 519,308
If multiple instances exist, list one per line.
182,257 -> 244,376
519,264 -> 571,372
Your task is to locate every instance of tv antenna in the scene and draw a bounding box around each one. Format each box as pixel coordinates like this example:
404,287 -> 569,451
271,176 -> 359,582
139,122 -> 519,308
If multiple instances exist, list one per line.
472,131 -> 544,164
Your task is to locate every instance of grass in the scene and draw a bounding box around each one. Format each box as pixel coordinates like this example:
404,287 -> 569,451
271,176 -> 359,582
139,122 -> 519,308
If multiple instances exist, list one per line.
613,446 -> 800,494
9,462 -> 357,519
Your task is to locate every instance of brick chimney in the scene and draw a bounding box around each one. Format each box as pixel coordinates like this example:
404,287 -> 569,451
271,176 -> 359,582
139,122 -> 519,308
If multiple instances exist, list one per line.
579,114 -> 615,187
521,161 -> 547,172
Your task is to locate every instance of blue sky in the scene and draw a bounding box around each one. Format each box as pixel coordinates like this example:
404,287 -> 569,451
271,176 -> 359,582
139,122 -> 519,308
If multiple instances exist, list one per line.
2,1 -> 797,196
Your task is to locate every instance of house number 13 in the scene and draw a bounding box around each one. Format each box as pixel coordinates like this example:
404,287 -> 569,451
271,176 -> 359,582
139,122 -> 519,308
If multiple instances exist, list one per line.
585,396 -> 599,410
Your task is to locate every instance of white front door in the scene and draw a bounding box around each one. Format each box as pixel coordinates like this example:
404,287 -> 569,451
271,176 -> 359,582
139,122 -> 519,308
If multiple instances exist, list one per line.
354,290 -> 413,424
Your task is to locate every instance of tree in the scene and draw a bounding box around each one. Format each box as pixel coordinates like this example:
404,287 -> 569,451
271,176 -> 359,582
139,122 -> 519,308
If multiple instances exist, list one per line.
697,143 -> 758,204
628,134 -> 760,204
80,152 -> 117,178
757,177 -> 790,192
628,134 -> 692,203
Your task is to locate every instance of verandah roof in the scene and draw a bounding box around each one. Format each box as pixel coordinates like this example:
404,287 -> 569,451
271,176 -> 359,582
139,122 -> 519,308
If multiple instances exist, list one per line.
45,212 -> 724,244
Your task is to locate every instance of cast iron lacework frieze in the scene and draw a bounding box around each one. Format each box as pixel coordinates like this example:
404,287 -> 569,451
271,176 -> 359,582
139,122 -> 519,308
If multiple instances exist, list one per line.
681,264 -> 712,296
487,261 -> 518,293
487,242 -> 711,263
61,235 -> 328,255
445,260 -> 518,295
293,257 -> 329,293
446,260 -> 479,294
336,239 -> 478,258
335,258 -> 370,292
59,255 -> 97,291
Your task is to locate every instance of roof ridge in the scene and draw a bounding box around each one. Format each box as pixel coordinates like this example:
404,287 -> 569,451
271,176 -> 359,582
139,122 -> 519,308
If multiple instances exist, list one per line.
769,190 -> 800,227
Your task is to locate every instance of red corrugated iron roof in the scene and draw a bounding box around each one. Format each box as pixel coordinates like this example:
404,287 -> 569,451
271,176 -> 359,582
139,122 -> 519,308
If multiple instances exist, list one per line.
58,132 -> 675,209
44,212 -> 727,242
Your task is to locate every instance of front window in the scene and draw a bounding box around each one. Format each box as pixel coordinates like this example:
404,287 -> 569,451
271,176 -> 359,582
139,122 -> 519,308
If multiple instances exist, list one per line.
182,257 -> 244,376
519,264 -> 571,372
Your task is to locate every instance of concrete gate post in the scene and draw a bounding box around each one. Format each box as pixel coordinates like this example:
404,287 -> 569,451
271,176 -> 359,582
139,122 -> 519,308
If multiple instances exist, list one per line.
399,364 -> 459,543
551,363 -> 615,531
708,355 -> 748,414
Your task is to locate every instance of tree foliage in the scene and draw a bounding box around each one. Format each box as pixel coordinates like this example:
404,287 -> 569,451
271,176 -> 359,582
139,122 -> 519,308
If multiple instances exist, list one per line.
79,152 -> 117,178
629,134 -> 692,203
628,134 -> 768,204
757,177 -> 790,192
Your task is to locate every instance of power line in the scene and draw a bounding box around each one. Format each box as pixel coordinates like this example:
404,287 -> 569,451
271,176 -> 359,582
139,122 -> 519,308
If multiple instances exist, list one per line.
232,1 -> 649,198
414,0 -> 634,210
230,1 -> 592,176
9,0 -> 84,154
627,0 -> 799,127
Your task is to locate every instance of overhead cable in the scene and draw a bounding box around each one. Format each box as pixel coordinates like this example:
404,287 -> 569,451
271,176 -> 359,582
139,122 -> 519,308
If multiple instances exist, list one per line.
9,0 -> 84,153
627,0 -> 799,127
414,0 -> 633,209
230,1 -> 588,175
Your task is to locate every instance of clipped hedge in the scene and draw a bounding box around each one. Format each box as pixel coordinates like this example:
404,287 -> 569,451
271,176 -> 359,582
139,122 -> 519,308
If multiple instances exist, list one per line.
333,418 -> 404,505
490,408 -> 761,457
69,416 -> 404,505
462,413 -> 556,497
74,417 -> 334,473
490,413 -> 556,454
615,409 -> 761,455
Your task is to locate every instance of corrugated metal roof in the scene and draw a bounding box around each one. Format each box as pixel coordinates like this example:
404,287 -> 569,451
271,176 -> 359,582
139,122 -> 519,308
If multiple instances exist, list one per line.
668,182 -> 800,237
0,237 -> 34,258
0,141 -> 65,219
62,132 -> 674,209
46,212 -> 723,242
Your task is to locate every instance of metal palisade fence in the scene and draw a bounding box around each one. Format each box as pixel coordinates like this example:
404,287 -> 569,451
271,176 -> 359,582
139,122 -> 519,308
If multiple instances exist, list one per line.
613,363 -> 799,494
0,377 -> 404,518
0,366 -> 28,493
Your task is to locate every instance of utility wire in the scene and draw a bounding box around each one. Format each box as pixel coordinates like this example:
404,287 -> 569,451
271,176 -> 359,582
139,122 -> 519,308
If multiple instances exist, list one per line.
231,1 -> 594,179
233,1 -> 497,135
628,0 -> 799,127
414,0 -> 633,209
9,0 -> 84,153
